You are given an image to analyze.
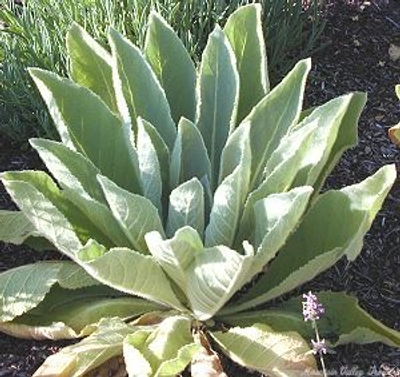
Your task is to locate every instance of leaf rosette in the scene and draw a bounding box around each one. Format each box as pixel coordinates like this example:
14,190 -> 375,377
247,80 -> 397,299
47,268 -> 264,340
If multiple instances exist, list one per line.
0,5 -> 399,377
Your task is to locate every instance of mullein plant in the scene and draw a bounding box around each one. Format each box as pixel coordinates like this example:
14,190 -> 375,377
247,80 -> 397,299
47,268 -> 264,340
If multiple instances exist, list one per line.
0,5 -> 399,376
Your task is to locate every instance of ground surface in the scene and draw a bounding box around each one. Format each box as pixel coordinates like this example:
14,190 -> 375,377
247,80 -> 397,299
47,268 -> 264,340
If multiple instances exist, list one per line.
0,1 -> 399,376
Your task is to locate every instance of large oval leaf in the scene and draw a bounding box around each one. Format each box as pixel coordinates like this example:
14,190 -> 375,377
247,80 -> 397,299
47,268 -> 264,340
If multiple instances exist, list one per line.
78,240 -> 185,310
212,324 -> 320,377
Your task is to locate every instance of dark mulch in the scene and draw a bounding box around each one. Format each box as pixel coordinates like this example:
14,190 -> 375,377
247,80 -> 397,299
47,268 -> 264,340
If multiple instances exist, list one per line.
1,1 -> 400,376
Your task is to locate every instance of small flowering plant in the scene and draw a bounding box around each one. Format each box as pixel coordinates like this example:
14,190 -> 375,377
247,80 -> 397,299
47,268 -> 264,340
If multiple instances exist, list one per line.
303,292 -> 328,375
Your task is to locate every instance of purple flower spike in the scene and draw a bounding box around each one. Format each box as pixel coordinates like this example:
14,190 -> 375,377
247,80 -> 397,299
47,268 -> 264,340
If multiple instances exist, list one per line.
302,291 -> 325,322
311,339 -> 327,355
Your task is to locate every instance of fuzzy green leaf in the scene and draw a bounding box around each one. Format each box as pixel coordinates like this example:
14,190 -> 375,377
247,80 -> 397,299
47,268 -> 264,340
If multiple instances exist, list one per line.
247,187 -> 313,279
30,138 -> 131,248
236,122 -> 315,243
234,165 -> 396,311
0,210 -> 39,245
32,318 -> 134,377
224,4 -> 269,123
67,23 -> 117,113
29,69 -> 142,195
244,59 -> 311,190
212,324 -> 319,377
170,118 -> 211,190
78,240 -> 185,310
0,263 -> 62,322
196,26 -> 239,189
146,226 -> 203,294
109,28 -> 176,150
188,246 -> 253,320
98,175 -> 164,253
2,286 -> 160,340
137,118 -> 163,212
291,94 -> 359,189
144,12 -> 196,123
166,179 -> 205,238
205,124 -> 251,248
124,315 -> 197,377
1,171 -> 85,257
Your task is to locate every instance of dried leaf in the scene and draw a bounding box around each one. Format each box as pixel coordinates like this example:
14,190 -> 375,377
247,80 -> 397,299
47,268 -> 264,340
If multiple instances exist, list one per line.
191,331 -> 228,377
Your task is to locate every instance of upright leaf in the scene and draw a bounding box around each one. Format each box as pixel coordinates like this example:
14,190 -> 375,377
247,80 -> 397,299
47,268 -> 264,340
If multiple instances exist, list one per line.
29,69 -> 142,195
243,59 -> 311,190
98,175 -> 164,253
137,118 -> 163,212
144,12 -> 196,123
187,246 -> 253,320
205,125 -> 251,248
30,138 -> 131,248
170,118 -> 211,190
109,28 -> 176,150
212,324 -> 319,377
67,23 -> 117,113
247,187 -> 313,279
166,179 -> 205,238
304,93 -> 366,191
290,94 -> 358,188
234,165 -> 396,311
224,4 -> 269,123
195,26 -> 239,188
78,240 -> 185,310
236,122 -> 315,243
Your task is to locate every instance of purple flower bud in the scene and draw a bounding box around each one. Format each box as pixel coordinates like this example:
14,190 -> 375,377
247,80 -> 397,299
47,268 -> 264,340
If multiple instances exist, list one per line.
311,339 -> 327,355
302,291 -> 325,322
